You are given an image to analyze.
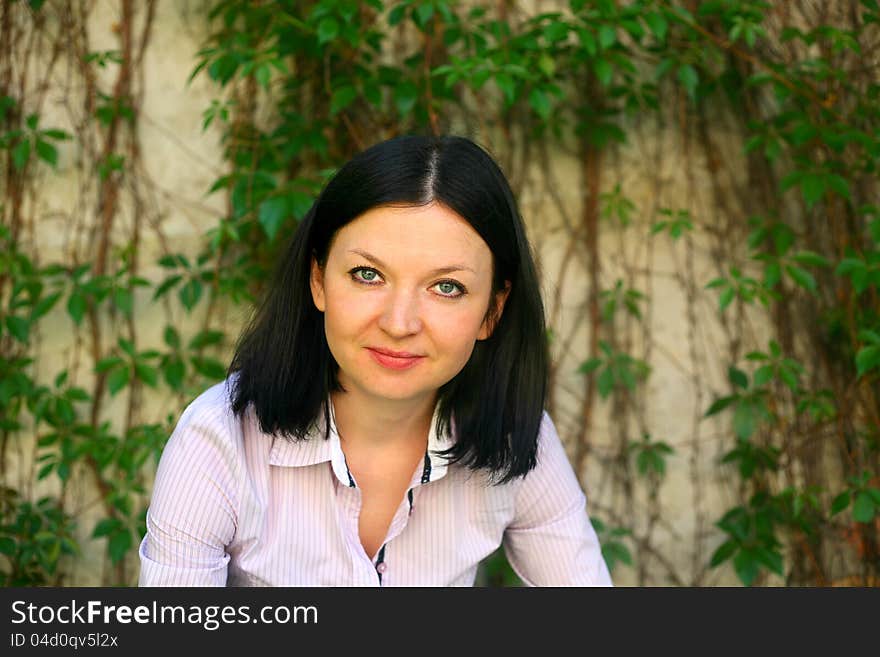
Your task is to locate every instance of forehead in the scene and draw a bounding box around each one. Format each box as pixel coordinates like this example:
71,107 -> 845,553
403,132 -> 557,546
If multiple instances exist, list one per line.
329,203 -> 493,269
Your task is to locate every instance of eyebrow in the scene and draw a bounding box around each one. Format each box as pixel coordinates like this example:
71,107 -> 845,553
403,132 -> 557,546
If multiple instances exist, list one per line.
347,249 -> 476,275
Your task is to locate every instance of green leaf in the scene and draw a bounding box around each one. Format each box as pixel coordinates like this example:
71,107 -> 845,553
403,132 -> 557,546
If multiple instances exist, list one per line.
594,59 -> 613,87
733,400 -> 758,440
258,196 -> 288,241
178,278 -> 202,312
254,63 -> 270,89
5,315 -> 30,343
677,64 -> 698,100
0,536 -> 15,555
704,395 -> 735,417
719,286 -> 735,312
800,174 -> 826,208
153,274 -> 183,300
55,370 -> 68,388
826,174 -> 850,200
330,85 -> 358,115
31,291 -> 61,320
394,81 -> 419,116
191,356 -> 227,381
858,329 -> 880,345
709,540 -> 737,567
107,365 -> 130,396
764,261 -> 781,288
733,549 -> 759,586
729,366 -> 749,390
578,357 -> 602,374
66,387 -> 90,402
67,291 -> 87,325
543,21 -> 568,43
830,491 -> 850,515
602,541 -> 633,570
852,491 -> 876,523
528,88 -> 551,119
158,253 -> 189,269
388,3 -> 407,26
113,288 -> 133,315
755,548 -> 784,576
645,12 -> 668,41
317,17 -> 339,45
856,345 -> 880,378
163,325 -> 180,349
414,3 -> 434,27
791,250 -> 829,267
43,128 -> 69,140
538,54 -> 555,78
579,27 -> 597,56
108,529 -> 132,564
785,265 -> 817,293
163,356 -> 185,390
289,191 -> 313,220
134,362 -> 158,387
597,366 -> 614,398
118,337 -> 135,357
598,24 -> 616,49
92,518 -> 118,538
869,217 -> 880,244
95,356 -> 124,373
12,139 -> 31,170
189,329 -> 225,350
753,365 -> 774,388
35,139 -> 58,166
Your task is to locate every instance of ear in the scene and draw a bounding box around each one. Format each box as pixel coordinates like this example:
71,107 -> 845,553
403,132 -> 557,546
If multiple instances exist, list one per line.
310,256 -> 326,312
477,281 -> 511,340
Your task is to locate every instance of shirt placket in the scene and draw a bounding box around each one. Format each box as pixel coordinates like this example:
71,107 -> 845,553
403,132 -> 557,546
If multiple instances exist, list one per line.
371,450 -> 434,586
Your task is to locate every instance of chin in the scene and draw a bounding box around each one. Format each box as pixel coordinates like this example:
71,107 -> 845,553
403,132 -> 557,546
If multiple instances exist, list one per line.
366,384 -> 431,402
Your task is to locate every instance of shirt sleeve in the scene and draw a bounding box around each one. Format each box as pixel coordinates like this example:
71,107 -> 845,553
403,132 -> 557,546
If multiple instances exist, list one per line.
138,393 -> 242,586
502,412 -> 613,586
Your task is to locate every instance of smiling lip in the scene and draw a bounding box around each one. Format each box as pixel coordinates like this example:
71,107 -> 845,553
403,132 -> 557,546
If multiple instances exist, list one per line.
366,347 -> 425,370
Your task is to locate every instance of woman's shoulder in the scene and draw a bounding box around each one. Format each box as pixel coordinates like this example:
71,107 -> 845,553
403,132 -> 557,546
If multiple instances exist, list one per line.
526,410 -> 573,477
163,377 -> 245,459
175,378 -> 237,427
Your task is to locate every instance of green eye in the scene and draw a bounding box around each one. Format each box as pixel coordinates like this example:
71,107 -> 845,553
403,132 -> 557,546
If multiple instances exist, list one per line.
434,281 -> 464,297
350,267 -> 382,284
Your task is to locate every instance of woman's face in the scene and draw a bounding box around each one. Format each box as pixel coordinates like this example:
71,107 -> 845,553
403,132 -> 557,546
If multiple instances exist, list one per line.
310,202 -> 509,407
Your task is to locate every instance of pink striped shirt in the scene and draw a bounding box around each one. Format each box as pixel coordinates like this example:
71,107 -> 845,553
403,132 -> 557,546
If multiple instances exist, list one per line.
138,380 -> 612,586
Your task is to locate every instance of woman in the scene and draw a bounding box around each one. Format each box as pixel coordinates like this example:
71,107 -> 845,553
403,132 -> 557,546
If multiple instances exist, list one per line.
138,134 -> 612,586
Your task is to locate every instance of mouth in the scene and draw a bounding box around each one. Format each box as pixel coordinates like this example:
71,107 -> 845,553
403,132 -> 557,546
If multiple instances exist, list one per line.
366,347 -> 426,371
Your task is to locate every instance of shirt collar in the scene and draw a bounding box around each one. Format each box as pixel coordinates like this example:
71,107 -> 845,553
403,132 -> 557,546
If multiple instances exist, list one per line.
268,397 -> 455,485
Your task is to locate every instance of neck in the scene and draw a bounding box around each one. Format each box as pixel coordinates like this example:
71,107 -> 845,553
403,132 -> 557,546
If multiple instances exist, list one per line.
330,387 -> 438,451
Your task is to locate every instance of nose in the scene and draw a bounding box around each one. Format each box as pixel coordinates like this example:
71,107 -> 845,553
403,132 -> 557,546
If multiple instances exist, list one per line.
377,287 -> 423,337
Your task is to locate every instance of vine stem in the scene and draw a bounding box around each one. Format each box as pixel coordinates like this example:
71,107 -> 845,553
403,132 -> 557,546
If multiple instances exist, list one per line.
658,0 -> 843,120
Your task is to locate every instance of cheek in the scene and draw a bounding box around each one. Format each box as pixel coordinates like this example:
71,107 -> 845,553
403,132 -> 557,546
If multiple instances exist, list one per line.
322,283 -> 373,331
427,304 -> 487,354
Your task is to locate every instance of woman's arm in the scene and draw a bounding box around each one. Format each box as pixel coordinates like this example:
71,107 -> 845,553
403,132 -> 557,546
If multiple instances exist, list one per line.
502,412 -> 613,586
138,389 -> 242,586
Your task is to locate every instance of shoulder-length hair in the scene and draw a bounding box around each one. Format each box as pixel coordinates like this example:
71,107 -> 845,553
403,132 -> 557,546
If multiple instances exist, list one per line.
229,134 -> 548,484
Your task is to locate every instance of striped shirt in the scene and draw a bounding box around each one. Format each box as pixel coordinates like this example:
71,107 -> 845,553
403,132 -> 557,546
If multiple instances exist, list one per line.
138,380 -> 612,587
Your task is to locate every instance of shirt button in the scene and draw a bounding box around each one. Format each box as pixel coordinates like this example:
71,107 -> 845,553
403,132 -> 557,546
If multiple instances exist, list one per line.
376,562 -> 387,574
